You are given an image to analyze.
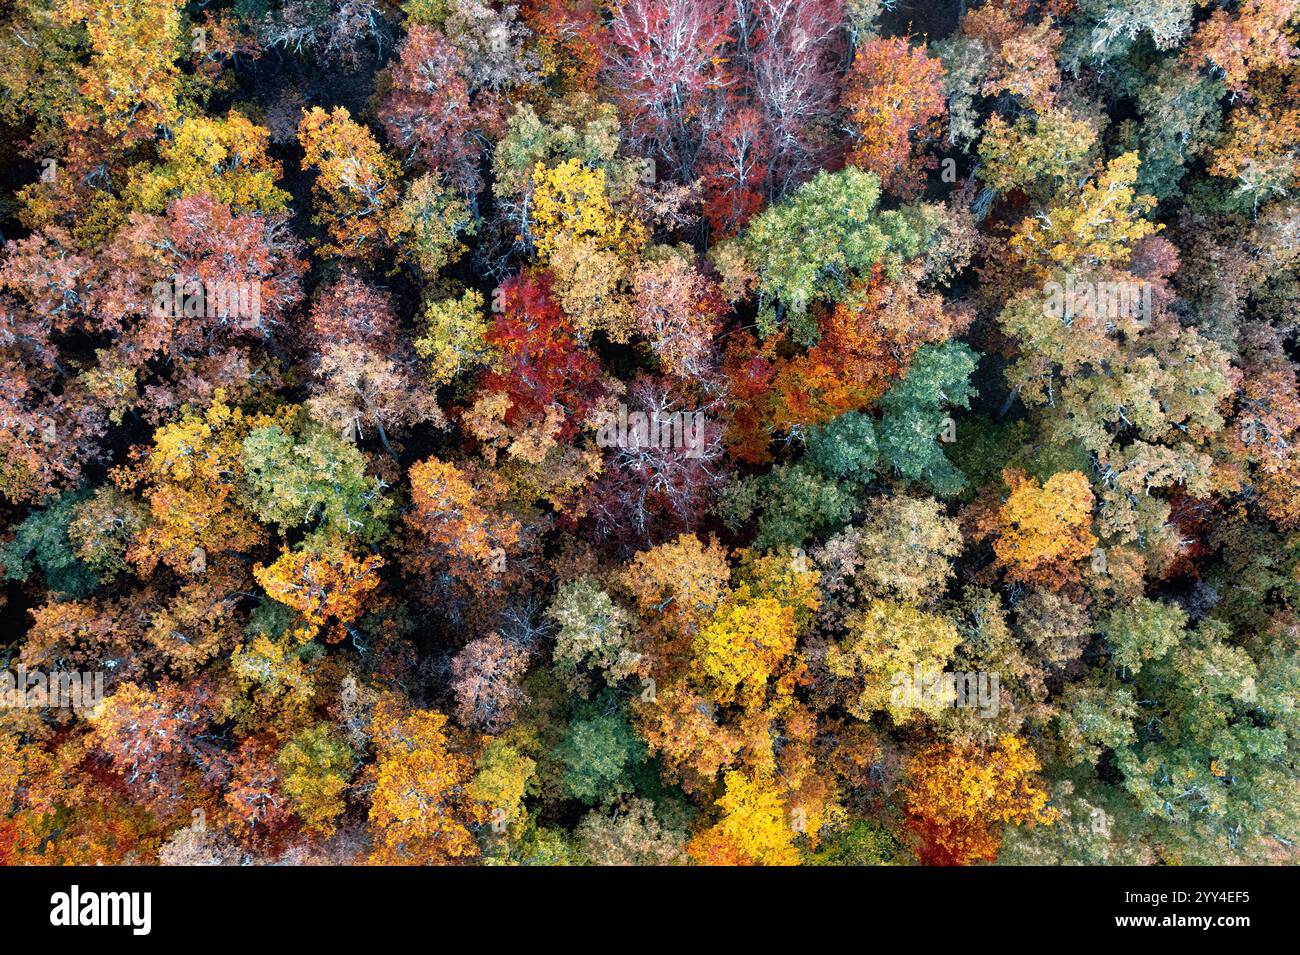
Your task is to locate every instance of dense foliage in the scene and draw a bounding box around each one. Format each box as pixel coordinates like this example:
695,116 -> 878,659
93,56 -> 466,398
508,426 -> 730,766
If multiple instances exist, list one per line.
0,0 -> 1297,866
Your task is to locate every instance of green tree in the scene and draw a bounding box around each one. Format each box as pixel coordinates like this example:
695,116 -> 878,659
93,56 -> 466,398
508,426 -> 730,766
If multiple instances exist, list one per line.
1,490 -> 100,597
737,167 -> 931,345
719,463 -> 856,551
805,412 -> 878,485
1102,598 -> 1187,672
877,342 -> 978,497
239,418 -> 393,549
554,702 -> 645,805
276,724 -> 355,836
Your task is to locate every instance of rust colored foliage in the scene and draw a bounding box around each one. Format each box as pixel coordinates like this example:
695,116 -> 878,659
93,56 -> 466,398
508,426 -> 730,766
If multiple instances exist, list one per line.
477,270 -> 608,444
3,0 -> 1300,873
843,37 -> 948,199
904,735 -> 1056,865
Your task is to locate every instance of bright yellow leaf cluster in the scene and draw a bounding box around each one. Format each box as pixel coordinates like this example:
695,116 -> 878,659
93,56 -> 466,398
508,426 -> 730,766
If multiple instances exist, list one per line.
253,547 -> 384,644
1007,152 -> 1159,282
993,469 -> 1097,585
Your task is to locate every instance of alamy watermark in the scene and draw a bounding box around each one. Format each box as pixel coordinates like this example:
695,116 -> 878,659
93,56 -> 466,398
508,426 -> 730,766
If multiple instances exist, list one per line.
1043,277 -> 1151,326
152,276 -> 262,327
50,885 -> 151,935
594,403 -> 707,459
889,666 -> 1000,718
0,666 -> 104,710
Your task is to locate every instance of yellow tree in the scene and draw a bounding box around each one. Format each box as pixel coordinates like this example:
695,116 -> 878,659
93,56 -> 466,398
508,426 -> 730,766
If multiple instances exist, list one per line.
466,740 -> 537,840
225,633 -> 316,735
976,109 -> 1098,198
631,543 -> 824,803
126,395 -> 279,576
690,596 -> 798,712
904,735 -> 1056,865
530,158 -> 642,263
415,288 -> 492,388
366,696 -> 487,865
528,158 -> 645,340
298,106 -> 400,261
126,112 -> 290,215
825,599 -> 962,723
253,547 -> 384,644
1005,152 -> 1159,284
275,725 -> 355,837
619,533 -> 732,647
57,0 -> 187,145
992,469 -> 1097,586
687,769 -> 800,866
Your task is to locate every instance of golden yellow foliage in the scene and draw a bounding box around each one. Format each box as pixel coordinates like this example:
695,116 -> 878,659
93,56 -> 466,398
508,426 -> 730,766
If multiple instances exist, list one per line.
127,396 -> 280,576
687,769 -> 800,866
1006,152 -> 1159,282
904,735 -> 1056,865
826,598 -> 963,723
993,469 -> 1097,586
366,697 -> 487,865
254,547 -> 384,644
298,106 -> 400,261
691,596 -> 798,712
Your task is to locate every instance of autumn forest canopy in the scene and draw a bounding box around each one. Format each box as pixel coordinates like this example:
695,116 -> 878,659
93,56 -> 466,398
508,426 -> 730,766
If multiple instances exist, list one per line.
0,0 -> 1298,867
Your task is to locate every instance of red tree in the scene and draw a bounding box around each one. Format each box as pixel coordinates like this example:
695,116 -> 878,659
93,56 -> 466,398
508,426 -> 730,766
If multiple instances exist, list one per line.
582,374 -> 728,543
477,271 -> 608,444
699,100 -> 773,236
747,0 -> 847,192
379,26 -> 482,193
